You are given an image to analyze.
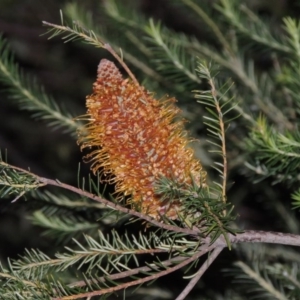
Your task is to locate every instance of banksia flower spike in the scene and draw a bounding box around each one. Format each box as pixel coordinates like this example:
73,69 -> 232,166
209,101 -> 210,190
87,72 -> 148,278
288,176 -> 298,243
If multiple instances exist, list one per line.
78,59 -> 206,220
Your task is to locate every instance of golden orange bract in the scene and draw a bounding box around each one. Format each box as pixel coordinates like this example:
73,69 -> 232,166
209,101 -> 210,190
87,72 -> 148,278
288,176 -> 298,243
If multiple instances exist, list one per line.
78,59 -> 206,219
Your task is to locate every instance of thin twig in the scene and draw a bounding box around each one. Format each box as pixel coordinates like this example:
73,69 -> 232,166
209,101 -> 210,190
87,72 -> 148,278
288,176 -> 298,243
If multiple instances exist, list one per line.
42,21 -> 139,85
68,254 -> 198,288
53,244 -> 216,300
175,246 -> 223,300
38,176 -> 200,235
68,230 -> 300,291
3,161 -> 300,299
208,76 -> 227,205
3,162 -> 300,247
0,161 -> 200,236
104,43 -> 139,85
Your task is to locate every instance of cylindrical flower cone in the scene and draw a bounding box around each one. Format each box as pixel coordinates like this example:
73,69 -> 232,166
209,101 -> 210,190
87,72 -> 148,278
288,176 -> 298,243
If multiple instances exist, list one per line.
78,59 -> 206,220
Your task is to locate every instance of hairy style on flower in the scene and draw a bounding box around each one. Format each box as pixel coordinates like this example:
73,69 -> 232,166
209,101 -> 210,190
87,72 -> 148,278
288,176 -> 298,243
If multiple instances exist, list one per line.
78,59 -> 206,219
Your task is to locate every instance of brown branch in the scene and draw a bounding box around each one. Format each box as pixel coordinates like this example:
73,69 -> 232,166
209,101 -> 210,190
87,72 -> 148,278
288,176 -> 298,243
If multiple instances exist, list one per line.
175,246 -> 223,300
132,230 -> 300,298
4,162 -> 300,248
3,163 -> 300,299
53,244 -> 217,300
67,230 -> 300,291
0,161 -> 200,236
3,162 -> 300,248
228,230 -> 300,247
38,176 -> 200,235
104,43 -> 139,85
42,21 -> 139,85
68,254 -> 197,288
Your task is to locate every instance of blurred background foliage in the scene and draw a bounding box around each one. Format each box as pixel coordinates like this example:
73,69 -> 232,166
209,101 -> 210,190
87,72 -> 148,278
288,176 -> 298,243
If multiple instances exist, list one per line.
1,0 -> 300,298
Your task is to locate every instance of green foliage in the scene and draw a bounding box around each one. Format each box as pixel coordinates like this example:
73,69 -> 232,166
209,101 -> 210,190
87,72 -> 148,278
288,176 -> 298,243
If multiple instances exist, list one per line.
0,35 -> 79,135
230,261 -> 300,300
246,116 -> 300,184
216,0 -> 290,53
1,0 -> 300,299
30,211 -> 99,243
0,153 -> 44,202
0,230 -> 201,299
144,20 -> 200,88
155,175 -> 237,246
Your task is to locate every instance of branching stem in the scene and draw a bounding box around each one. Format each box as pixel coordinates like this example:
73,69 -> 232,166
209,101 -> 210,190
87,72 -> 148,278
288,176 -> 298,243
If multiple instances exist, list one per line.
53,230 -> 300,299
208,76 -> 227,205
2,163 -> 300,299
175,246 -> 223,300
38,176 -> 200,235
0,161 -> 200,236
42,21 -> 139,85
53,244 -> 216,300
104,43 -> 139,85
67,255 -> 190,288
3,162 -> 300,249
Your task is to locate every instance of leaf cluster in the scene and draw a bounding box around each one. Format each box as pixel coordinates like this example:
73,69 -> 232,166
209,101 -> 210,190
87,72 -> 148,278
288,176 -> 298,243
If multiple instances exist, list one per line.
0,35 -> 79,136
155,175 -> 237,245
0,229 -> 202,299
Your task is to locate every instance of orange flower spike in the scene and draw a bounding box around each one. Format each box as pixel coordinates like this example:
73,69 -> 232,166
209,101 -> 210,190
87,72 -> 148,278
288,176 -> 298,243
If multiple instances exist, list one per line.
79,59 -> 206,219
